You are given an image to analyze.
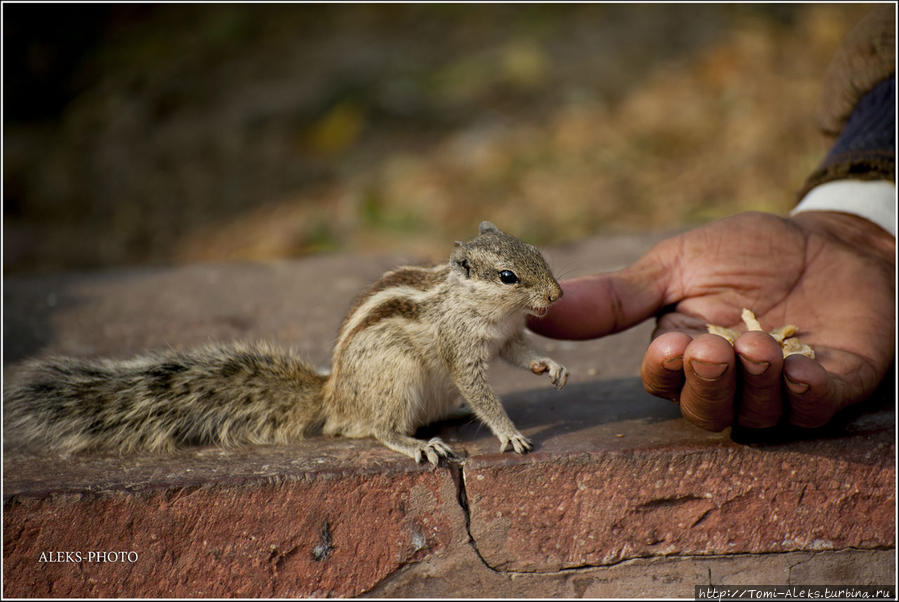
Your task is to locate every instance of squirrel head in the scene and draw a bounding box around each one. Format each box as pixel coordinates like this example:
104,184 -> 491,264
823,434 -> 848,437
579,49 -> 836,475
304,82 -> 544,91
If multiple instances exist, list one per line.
450,221 -> 563,316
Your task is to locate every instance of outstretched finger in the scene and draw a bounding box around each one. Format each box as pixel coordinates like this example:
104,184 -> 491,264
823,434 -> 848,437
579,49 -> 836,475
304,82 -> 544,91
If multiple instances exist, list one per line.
528,251 -> 673,340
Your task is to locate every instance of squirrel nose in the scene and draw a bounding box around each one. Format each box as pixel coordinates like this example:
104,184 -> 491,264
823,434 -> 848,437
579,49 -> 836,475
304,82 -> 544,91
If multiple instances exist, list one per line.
548,285 -> 563,304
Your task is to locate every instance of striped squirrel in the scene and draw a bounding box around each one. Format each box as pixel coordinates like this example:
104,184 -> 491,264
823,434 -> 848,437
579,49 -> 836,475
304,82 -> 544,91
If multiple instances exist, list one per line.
4,221 -> 568,465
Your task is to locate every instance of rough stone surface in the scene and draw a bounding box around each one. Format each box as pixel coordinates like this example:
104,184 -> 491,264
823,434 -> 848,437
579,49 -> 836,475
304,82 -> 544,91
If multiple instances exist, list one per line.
365,549 -> 896,598
3,232 -> 895,597
3,445 -> 467,597
461,414 -> 894,571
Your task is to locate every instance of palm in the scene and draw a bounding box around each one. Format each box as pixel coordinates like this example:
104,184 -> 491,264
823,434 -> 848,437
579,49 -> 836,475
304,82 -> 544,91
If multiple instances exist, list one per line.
653,212 -> 894,416
529,210 -> 894,431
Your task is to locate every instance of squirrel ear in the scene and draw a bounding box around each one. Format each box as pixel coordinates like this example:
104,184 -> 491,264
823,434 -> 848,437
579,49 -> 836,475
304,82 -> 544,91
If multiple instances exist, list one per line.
450,243 -> 471,278
478,221 -> 500,235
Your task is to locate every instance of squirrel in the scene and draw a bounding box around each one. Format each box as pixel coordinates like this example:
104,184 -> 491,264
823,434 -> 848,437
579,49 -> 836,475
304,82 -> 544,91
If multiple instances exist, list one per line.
3,221 -> 569,465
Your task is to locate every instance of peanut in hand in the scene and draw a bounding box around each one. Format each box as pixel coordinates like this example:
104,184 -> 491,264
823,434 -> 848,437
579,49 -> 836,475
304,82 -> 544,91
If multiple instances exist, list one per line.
707,308 -> 815,359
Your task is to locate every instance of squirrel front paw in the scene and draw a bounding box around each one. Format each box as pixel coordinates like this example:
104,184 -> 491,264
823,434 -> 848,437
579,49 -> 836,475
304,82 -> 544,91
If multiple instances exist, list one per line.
499,431 -> 533,455
530,359 -> 569,390
414,437 -> 457,466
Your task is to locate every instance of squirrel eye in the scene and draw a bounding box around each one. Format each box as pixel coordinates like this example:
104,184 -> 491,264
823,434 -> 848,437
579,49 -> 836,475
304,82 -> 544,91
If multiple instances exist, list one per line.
499,270 -> 519,285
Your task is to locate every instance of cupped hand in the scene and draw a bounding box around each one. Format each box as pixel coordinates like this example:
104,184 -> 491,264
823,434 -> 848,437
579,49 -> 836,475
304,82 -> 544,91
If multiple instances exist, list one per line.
529,211 -> 895,431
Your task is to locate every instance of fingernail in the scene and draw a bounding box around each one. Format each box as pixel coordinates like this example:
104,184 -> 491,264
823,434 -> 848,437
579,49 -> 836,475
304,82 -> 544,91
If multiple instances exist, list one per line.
662,356 -> 683,371
740,357 -> 770,376
784,374 -> 809,394
690,359 -> 728,381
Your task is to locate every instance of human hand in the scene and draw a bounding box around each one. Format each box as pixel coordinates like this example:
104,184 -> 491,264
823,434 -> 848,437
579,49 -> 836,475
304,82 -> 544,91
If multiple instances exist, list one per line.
529,211 -> 895,431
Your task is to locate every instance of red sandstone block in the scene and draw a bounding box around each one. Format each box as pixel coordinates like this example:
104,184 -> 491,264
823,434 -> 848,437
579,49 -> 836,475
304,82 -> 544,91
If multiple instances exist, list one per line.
3,444 -> 467,597
463,436 -> 895,572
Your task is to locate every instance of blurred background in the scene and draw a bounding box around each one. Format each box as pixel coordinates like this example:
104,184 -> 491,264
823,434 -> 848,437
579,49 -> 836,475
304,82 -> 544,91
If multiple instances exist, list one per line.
3,3 -> 874,274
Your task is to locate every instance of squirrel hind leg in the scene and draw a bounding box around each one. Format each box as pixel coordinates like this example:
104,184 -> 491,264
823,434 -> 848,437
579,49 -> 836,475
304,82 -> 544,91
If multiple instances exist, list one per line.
374,430 -> 456,466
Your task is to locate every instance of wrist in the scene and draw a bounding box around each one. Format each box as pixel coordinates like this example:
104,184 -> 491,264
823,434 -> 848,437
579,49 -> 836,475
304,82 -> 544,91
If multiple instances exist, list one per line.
791,179 -> 896,237
790,210 -> 896,267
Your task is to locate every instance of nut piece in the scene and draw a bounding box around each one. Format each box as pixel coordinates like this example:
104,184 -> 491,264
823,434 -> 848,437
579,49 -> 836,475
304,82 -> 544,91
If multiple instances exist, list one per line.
706,324 -> 738,345
769,324 -> 798,344
706,308 -> 815,359
781,336 -> 815,358
741,308 -> 764,332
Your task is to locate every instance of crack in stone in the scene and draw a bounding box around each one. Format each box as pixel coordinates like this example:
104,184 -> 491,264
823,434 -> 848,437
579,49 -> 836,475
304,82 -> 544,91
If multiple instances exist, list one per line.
783,547 -> 894,586
427,462 -> 896,583
634,494 -> 703,511
452,462 -> 502,575
690,508 -> 715,528
487,547 -> 890,578
796,483 -> 808,507
356,461 -> 892,597
360,461 -> 500,596
456,495 -> 893,582
454,464 -> 753,577
786,556 -> 808,585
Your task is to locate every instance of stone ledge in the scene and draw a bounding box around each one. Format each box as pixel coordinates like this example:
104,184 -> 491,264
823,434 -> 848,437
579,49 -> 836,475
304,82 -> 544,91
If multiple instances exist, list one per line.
3,233 -> 895,597
463,435 -> 893,571
364,548 -> 896,598
4,445 -> 467,597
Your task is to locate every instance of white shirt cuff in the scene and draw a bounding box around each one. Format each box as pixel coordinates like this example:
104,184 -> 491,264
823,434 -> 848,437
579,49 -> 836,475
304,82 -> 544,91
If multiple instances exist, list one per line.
791,179 -> 896,237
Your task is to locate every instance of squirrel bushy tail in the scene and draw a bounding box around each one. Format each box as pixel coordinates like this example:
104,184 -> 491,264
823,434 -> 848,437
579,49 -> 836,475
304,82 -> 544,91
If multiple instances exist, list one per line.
4,342 -> 328,454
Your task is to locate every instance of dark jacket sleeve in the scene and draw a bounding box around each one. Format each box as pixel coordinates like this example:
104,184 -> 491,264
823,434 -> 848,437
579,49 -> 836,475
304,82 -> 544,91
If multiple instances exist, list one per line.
798,5 -> 895,200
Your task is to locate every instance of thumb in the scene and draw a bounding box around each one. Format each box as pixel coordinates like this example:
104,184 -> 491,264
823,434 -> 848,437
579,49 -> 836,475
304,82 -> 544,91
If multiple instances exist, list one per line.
528,246 -> 674,340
